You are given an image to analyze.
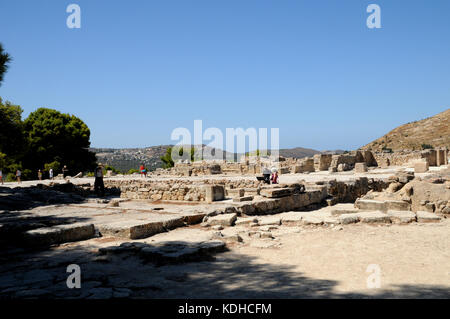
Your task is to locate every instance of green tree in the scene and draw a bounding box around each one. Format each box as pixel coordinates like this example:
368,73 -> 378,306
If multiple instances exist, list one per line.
160,146 -> 196,168
0,43 -> 12,86
23,108 -> 97,175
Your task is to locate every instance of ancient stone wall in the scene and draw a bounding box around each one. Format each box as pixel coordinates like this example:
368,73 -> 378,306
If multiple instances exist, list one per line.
104,179 -> 264,201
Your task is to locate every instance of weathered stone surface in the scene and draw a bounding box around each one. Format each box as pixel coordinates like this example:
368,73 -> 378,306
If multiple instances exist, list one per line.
204,213 -> 237,227
416,211 -> 441,223
204,185 -> 225,202
355,199 -> 386,212
357,211 -> 391,224
235,217 -> 258,226
384,200 -> 411,211
414,161 -> 429,173
338,214 -> 360,224
23,223 -> 95,246
227,188 -> 245,198
331,207 -> 360,216
302,216 -> 324,225
387,211 -> 416,224
355,163 -> 368,173
258,216 -> 281,226
260,188 -> 293,198
233,196 -> 254,202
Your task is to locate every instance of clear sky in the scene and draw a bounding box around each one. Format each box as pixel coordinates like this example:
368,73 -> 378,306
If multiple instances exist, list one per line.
0,0 -> 449,151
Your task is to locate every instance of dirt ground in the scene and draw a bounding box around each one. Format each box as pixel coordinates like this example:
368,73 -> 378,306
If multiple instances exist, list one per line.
1,215 -> 448,299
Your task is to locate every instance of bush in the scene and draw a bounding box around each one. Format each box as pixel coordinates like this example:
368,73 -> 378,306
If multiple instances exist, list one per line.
421,144 -> 433,150
127,168 -> 139,175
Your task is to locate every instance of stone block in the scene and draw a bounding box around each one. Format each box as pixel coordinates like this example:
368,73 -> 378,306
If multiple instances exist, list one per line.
384,200 -> 411,211
338,214 -> 360,224
416,211 -> 441,223
355,163 -> 368,173
260,187 -> 293,198
355,199 -> 387,212
23,223 -> 95,246
233,196 -> 254,202
357,211 -> 391,224
204,185 -> 225,202
414,161 -> 429,173
204,213 -> 237,227
387,211 -> 416,224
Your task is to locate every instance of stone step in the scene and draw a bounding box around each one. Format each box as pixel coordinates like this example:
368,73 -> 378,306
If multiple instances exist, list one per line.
416,211 -> 442,223
355,199 -> 411,212
260,188 -> 294,198
387,211 -> 416,224
98,216 -> 185,240
23,223 -> 95,246
99,240 -> 226,264
203,213 -> 237,227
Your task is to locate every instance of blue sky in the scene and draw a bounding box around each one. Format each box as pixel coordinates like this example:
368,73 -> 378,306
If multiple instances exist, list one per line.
0,0 -> 449,151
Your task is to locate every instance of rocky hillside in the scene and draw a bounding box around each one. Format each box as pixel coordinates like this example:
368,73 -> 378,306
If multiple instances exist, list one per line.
362,108 -> 450,151
91,145 -> 323,172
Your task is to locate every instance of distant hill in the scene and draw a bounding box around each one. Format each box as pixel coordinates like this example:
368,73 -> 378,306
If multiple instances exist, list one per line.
91,145 -> 323,172
91,145 -> 171,173
279,147 -> 321,158
362,108 -> 450,152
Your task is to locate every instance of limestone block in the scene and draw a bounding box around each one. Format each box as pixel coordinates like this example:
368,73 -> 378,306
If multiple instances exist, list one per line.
414,161 -> 429,173
204,185 -> 225,202
260,187 -> 293,198
204,213 -> 237,227
357,211 -> 391,224
355,199 -> 387,212
416,211 -> 441,223
355,163 -> 368,173
387,211 -> 416,224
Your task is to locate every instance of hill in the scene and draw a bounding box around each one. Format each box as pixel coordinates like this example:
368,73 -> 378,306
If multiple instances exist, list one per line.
362,108 -> 450,151
91,145 -> 323,172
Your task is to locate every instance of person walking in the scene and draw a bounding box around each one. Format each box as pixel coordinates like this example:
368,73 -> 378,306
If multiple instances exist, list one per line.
140,164 -> 147,178
94,164 -> 105,197
0,169 -> 3,185
16,169 -> 21,184
49,168 -> 53,180
38,169 -> 42,181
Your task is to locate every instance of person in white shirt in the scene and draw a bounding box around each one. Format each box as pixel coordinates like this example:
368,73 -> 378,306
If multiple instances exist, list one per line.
16,169 -> 21,184
49,168 -> 53,180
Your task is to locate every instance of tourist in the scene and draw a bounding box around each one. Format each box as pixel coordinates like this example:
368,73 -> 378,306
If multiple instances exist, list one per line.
62,165 -> 69,178
271,169 -> 279,184
140,164 -> 147,178
262,167 -> 271,184
38,169 -> 42,181
0,169 -> 3,185
49,168 -> 53,180
16,169 -> 21,183
94,163 -> 105,197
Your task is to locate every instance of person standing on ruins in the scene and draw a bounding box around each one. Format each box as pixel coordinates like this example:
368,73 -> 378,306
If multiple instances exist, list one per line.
94,163 -> 105,197
49,168 -> 53,180
16,169 -> 21,184
62,165 -> 69,178
38,169 -> 42,181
